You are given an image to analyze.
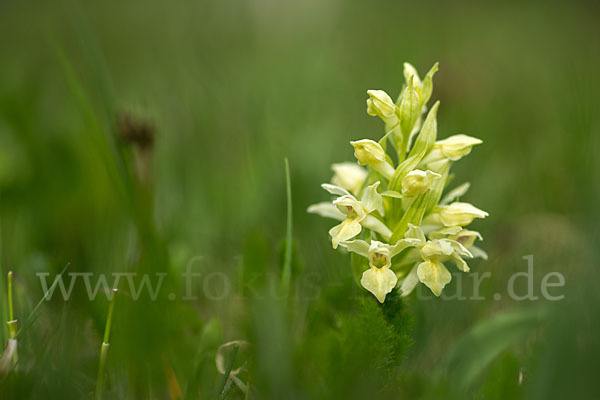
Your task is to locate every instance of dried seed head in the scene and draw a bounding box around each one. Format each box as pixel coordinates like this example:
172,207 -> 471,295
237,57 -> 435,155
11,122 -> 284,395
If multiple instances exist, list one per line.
117,112 -> 155,150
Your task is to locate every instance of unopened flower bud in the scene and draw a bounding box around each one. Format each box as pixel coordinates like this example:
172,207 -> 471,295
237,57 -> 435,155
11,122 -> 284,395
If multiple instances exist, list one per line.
366,90 -> 396,119
350,140 -> 395,180
435,134 -> 482,161
439,202 -> 488,227
351,139 -> 386,165
401,169 -> 441,197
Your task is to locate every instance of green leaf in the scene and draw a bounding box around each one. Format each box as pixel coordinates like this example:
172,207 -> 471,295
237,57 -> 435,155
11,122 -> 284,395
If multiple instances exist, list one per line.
390,191 -> 431,242
381,190 -> 403,199
390,102 -> 439,192
440,182 -> 471,205
438,307 -> 549,392
425,162 -> 449,213
281,158 -> 293,297
397,77 -> 421,141
421,62 -> 439,107
217,344 -> 239,400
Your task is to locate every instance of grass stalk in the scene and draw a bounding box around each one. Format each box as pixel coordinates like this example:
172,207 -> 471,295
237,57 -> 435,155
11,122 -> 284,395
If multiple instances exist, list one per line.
95,289 -> 118,400
281,158 -> 293,298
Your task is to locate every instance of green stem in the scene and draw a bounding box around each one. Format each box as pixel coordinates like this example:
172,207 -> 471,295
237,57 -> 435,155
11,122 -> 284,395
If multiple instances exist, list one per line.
281,158 -> 293,298
7,271 -> 13,325
7,271 -> 17,365
217,344 -> 239,400
96,289 -> 118,400
103,289 -> 118,344
96,343 -> 110,400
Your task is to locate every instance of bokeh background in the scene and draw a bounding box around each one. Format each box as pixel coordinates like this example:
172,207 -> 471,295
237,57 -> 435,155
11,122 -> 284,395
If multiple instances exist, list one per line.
1,0 -> 599,398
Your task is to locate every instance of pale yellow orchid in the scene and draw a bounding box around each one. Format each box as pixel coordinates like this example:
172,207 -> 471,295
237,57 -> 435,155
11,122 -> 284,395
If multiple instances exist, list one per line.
308,62 -> 488,302
449,229 -> 488,260
331,162 -> 367,196
399,224 -> 473,296
340,238 -> 419,302
429,226 -> 488,261
308,182 -> 392,249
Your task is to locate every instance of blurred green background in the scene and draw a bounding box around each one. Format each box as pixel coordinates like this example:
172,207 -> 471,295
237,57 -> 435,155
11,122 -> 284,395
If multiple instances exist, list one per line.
0,0 -> 599,398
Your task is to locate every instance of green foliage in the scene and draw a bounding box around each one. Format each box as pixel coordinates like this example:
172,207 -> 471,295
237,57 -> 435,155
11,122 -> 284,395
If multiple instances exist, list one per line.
474,352 -> 524,400
0,0 -> 599,398
439,307 -> 548,392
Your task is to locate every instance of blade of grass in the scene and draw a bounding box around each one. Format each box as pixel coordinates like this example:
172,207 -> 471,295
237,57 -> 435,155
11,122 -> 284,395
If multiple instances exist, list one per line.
0,219 -> 7,343
96,289 -> 118,400
15,263 -> 70,340
217,344 -> 239,400
47,34 -> 134,219
6,272 -> 17,365
281,158 -> 293,298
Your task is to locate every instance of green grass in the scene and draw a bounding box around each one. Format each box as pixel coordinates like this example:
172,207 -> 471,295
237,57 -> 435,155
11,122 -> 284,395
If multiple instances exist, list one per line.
0,0 -> 599,398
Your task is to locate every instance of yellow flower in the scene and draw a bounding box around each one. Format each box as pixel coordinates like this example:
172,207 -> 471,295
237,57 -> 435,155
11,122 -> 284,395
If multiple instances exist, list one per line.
449,229 -> 482,248
331,162 -> 367,196
417,238 -> 473,295
439,202 -> 488,227
401,169 -> 441,197
449,229 -> 488,260
314,182 -> 391,248
416,259 -> 452,297
341,238 -> 419,302
399,224 -> 473,296
350,139 -> 395,180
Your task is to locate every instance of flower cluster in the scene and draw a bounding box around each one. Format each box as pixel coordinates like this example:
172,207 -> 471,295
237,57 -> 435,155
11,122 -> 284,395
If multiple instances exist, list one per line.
308,63 -> 488,302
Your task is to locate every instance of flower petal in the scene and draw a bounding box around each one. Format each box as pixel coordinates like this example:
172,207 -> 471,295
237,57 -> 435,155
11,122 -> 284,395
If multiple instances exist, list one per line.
439,202 -> 488,227
339,239 -> 370,257
361,215 -> 392,241
329,219 -> 362,249
361,267 -> 398,303
440,182 -> 471,205
307,202 -> 345,221
331,163 -> 367,196
417,260 -> 451,296
400,264 -> 419,296
360,181 -> 383,214
390,238 -> 421,257
469,245 -> 488,260
321,183 -> 351,197
452,254 -> 470,272
405,223 -> 426,243
428,226 -> 463,239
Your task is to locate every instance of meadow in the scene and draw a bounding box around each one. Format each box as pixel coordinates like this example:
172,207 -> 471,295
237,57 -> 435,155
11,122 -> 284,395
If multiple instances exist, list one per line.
0,0 -> 599,398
